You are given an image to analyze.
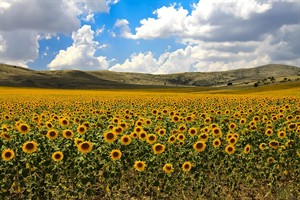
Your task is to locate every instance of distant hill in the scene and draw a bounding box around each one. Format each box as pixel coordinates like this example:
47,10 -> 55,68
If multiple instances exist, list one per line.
0,63 -> 299,89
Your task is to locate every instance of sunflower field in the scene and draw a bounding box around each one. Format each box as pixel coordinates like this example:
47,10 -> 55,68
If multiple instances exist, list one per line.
0,87 -> 299,199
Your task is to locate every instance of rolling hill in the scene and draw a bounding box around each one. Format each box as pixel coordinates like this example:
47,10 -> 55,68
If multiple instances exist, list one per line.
0,63 -> 299,89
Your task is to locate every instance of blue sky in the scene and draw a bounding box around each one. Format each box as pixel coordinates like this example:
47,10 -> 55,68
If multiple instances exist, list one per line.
0,0 -> 299,74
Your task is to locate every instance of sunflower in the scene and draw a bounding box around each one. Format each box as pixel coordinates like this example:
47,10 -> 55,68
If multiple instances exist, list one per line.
228,137 -> 237,145
182,161 -> 192,172
78,141 -> 93,153
198,133 -> 209,142
177,133 -> 185,141
120,135 -> 132,145
171,116 -> 180,123
74,138 -> 84,146
226,133 -> 233,141
178,124 -> 187,132
228,123 -> 237,130
252,116 -> 260,122
204,117 -> 211,124
277,131 -> 286,139
77,125 -> 87,134
213,138 -> 221,148
46,129 -> 59,140
259,143 -> 267,151
269,140 -> 279,149
163,163 -> 174,174
145,119 -> 152,126
45,121 -> 54,129
22,141 -> 38,154
114,126 -> 124,135
134,161 -> 146,172
62,129 -> 74,139
2,149 -> 15,161
153,143 -> 166,154
287,123 -> 297,131
147,134 -> 157,144
265,128 -> 273,137
243,144 -> 251,154
110,149 -> 122,161
157,129 -> 166,137
17,123 -> 30,134
267,157 -> 276,164
1,133 -> 12,141
188,128 -> 198,137
168,135 -> 176,144
193,141 -> 206,152
59,118 -> 69,126
239,118 -> 247,124
225,145 -> 235,155
130,132 -> 138,139
212,127 -> 222,137
104,131 -> 117,143
134,126 -> 143,133
52,151 -> 64,162
139,131 -> 148,140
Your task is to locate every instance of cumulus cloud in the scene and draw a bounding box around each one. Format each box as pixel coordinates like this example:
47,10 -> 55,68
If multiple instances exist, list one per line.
48,25 -> 109,70
111,0 -> 299,73
0,0 -> 117,67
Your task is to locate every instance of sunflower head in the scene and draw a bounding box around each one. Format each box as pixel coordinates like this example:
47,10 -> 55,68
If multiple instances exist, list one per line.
243,144 -> 251,154
225,145 -> 235,155
2,149 -> 15,161
110,149 -> 122,161
163,163 -> 174,174
212,127 -> 222,137
157,129 -> 166,136
153,143 -> 166,154
168,135 -> 176,144
188,128 -> 198,136
198,133 -> 209,142
77,125 -> 87,134
193,141 -> 206,152
130,132 -> 138,139
120,135 -> 132,145
139,131 -> 148,140
269,140 -> 279,149
277,131 -> 286,139
177,133 -> 185,141
104,131 -> 117,143
134,161 -> 146,172
18,123 -> 30,134
78,141 -> 93,153
52,151 -> 64,162
22,141 -> 38,154
182,161 -> 192,172
47,129 -> 59,140
259,143 -> 267,151
147,134 -> 157,144
212,138 -> 221,148
265,128 -> 273,137
62,129 -> 74,139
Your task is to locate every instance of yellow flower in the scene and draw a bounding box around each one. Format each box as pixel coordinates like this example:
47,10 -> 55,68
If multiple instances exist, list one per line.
120,135 -> 132,145
147,134 -> 157,144
212,138 -> 221,148
163,163 -> 174,174
225,145 -> 235,155
46,129 -> 59,140
134,161 -> 146,172
77,125 -> 87,134
52,151 -> 64,162
17,123 -> 30,134
62,129 -> 74,139
243,144 -> 251,154
193,141 -> 206,152
2,149 -> 15,161
110,149 -> 122,161
78,141 -> 93,153
22,141 -> 38,154
153,143 -> 166,154
182,161 -> 192,172
103,131 -> 117,143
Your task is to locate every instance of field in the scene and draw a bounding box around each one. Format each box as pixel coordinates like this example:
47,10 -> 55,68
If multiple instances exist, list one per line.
0,86 -> 299,199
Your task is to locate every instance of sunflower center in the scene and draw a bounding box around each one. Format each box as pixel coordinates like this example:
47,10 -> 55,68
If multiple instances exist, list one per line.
66,131 -> 72,136
155,145 -> 163,151
50,131 -> 56,137
214,141 -> 220,145
201,134 -> 207,139
228,147 -> 233,152
21,125 -> 28,131
5,152 -> 12,158
62,120 -> 67,125
26,143 -> 34,150
107,133 -> 114,139
123,137 -> 129,142
140,133 -> 146,138
149,136 -> 155,141
166,166 -> 172,170
79,127 -> 85,132
81,143 -> 90,150
137,163 -> 143,168
184,164 -> 190,169
170,137 -> 175,141
113,152 -> 119,157
196,143 -> 203,149
214,129 -> 219,134
55,154 -> 61,159
191,130 -> 196,134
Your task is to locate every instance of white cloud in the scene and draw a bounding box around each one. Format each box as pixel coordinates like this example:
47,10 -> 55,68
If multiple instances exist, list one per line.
110,0 -> 299,73
0,0 -> 118,68
48,25 -> 109,70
